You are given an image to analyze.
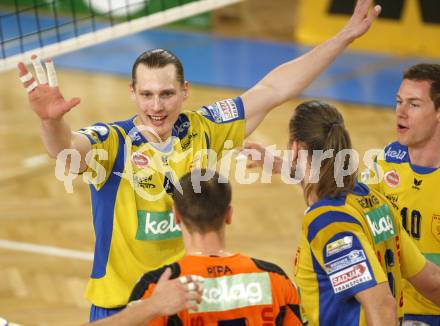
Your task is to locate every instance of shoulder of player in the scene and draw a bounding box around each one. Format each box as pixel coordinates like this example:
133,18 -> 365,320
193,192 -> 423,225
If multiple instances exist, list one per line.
128,263 -> 181,302
250,257 -> 290,280
249,258 -> 298,300
77,121 -> 117,144
78,118 -> 135,143
382,141 -> 409,164
191,97 -> 245,124
304,207 -> 363,243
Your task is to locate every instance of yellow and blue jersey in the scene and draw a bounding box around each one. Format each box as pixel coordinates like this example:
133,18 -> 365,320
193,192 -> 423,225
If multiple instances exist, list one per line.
77,97 -> 245,308
294,183 -> 426,325
363,141 -> 440,316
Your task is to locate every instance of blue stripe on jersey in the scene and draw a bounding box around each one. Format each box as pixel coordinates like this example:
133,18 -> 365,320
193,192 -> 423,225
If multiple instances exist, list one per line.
311,252 -> 361,325
410,164 -> 438,174
90,124 -> 126,278
404,314 -> 440,325
115,116 -> 149,147
308,183 -> 370,214
235,96 -> 245,120
308,197 -> 346,212
90,304 -> 124,322
307,211 -> 362,243
351,182 -> 370,196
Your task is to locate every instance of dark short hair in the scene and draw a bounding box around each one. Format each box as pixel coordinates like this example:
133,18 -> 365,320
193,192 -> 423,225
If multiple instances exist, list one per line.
131,48 -> 184,86
173,169 -> 231,233
289,100 -> 357,204
403,63 -> 440,109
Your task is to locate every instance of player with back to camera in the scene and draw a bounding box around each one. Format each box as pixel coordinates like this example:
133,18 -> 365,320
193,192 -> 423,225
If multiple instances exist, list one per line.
129,169 -> 302,325
246,100 -> 440,325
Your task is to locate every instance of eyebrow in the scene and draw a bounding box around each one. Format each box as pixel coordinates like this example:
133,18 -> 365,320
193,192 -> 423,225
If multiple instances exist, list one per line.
396,95 -> 423,101
139,88 -> 176,93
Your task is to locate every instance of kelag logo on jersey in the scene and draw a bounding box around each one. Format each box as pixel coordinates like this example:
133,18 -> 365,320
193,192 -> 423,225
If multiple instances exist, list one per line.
365,204 -> 396,244
196,273 -> 272,313
136,211 -> 181,241
385,147 -> 407,161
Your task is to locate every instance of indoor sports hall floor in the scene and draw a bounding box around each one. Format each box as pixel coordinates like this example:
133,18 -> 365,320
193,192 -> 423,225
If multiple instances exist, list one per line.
1,5 -> 440,326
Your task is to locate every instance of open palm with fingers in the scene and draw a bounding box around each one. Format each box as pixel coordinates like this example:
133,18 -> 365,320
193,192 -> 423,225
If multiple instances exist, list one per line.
17,58 -> 80,121
341,0 -> 381,41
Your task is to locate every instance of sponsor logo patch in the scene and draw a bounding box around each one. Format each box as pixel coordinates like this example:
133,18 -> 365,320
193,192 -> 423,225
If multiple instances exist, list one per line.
402,321 -> 430,326
325,250 -> 367,274
133,175 -> 155,189
131,152 -> 150,169
196,273 -> 272,313
357,195 -> 380,209
326,236 -> 353,257
89,125 -> 109,137
365,204 -> 396,244
385,147 -> 407,161
329,262 -> 372,294
136,211 -> 181,241
81,125 -> 110,143
384,170 -> 400,188
201,105 -> 223,123
181,132 -> 198,151
385,194 -> 399,210
174,120 -> 190,136
217,99 -> 239,122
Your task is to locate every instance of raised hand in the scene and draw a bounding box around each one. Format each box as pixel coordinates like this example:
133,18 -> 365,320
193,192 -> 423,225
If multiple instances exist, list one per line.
341,0 -> 382,42
17,55 -> 80,121
242,142 -> 284,174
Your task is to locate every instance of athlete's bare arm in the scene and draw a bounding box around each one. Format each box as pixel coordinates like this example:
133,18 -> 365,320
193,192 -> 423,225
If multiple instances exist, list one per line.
17,57 -> 91,172
354,282 -> 398,326
84,269 -> 203,326
408,261 -> 440,306
241,0 -> 381,137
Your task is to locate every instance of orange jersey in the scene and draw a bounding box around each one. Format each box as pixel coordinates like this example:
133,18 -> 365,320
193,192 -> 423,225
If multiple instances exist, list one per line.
129,254 -> 301,325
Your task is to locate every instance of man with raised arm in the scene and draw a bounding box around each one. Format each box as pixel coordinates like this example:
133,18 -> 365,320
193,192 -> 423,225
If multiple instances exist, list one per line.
17,0 -> 381,321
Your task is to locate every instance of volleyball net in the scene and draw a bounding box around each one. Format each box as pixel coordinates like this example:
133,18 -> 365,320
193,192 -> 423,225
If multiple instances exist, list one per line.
0,0 -> 242,71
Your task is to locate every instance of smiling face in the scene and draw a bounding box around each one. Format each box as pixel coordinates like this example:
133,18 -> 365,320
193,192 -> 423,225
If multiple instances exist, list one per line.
395,79 -> 440,149
130,63 -> 188,141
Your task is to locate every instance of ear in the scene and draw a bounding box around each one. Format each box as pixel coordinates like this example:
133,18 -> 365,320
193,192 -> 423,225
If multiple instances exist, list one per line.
172,205 -> 181,225
129,82 -> 136,101
225,206 -> 233,225
182,81 -> 189,101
